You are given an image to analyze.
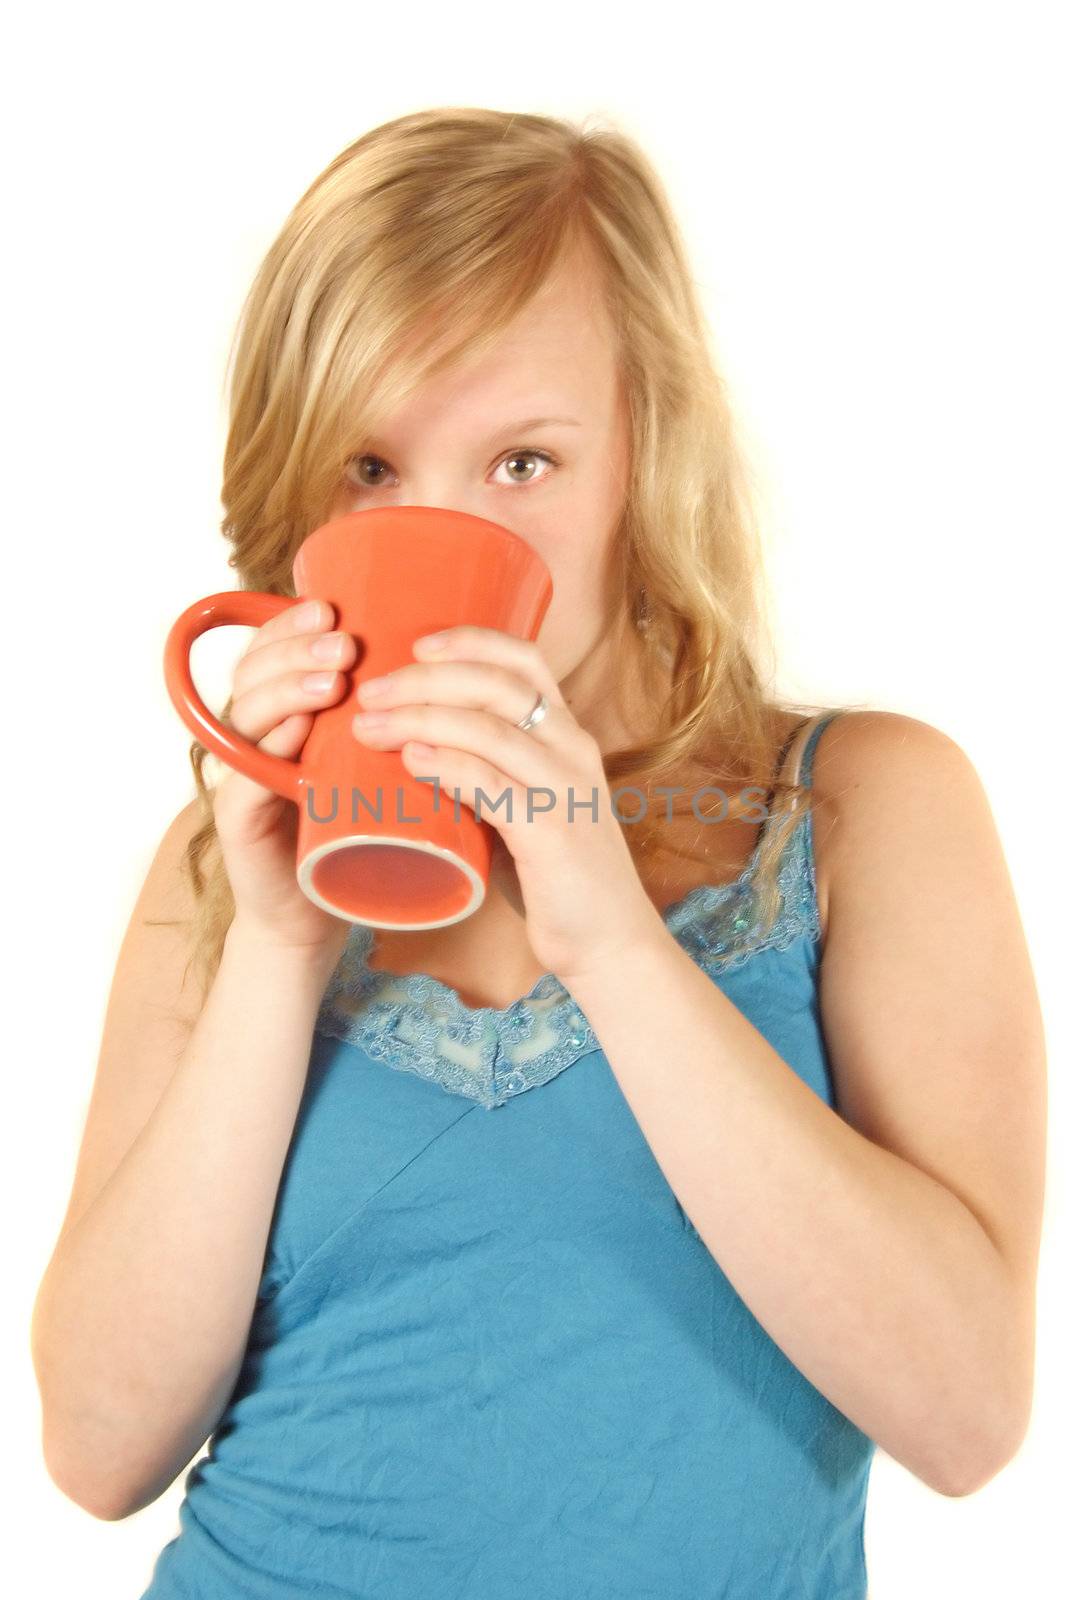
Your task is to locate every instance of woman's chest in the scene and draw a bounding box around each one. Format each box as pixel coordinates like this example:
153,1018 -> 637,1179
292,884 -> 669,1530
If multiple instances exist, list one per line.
268,939 -> 834,1305
365,811 -> 776,1011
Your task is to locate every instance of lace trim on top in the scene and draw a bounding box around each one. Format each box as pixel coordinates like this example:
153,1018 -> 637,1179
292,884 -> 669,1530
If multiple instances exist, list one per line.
312,714 -> 840,1110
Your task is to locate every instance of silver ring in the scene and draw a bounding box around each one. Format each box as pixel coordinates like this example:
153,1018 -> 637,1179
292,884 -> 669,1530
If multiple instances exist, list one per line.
515,691 -> 548,732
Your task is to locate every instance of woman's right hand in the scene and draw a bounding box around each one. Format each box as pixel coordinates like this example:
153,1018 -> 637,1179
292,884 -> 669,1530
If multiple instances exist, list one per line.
211,598 -> 357,965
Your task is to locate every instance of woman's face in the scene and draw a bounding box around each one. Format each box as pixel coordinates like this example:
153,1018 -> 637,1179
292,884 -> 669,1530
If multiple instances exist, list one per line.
324,253 -> 632,688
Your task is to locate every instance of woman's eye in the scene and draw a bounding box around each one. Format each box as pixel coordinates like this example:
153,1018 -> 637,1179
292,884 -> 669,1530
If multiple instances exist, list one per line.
492,449 -> 558,485
343,448 -> 558,491
345,455 -> 391,489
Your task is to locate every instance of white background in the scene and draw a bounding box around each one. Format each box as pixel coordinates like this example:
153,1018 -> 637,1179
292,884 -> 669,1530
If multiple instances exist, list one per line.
5,1 -> 1063,1593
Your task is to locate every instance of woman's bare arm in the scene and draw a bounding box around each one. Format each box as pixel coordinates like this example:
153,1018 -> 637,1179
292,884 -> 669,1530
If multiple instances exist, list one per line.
30,800 -> 341,1520
557,713 -> 1045,1497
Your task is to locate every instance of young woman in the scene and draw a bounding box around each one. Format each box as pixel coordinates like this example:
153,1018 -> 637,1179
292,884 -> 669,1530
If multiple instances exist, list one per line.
31,108 -> 1045,1599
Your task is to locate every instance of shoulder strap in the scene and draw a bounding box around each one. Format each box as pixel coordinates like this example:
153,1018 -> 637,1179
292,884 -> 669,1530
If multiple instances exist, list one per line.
779,710 -> 845,793
750,710 -> 847,862
756,715 -> 817,843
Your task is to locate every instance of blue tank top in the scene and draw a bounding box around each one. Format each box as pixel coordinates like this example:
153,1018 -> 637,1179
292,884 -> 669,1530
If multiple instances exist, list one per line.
139,710 -> 874,1599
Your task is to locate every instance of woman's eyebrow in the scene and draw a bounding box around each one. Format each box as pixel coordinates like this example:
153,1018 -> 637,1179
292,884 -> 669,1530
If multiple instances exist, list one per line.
361,416 -> 583,450
488,416 -> 582,439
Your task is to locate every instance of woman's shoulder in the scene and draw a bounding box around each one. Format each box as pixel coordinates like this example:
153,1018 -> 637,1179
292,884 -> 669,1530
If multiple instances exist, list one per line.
780,705 -> 960,769
804,709 -> 978,923
805,707 -> 967,793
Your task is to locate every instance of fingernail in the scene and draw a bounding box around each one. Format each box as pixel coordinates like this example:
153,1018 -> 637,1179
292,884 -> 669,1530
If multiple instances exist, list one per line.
358,675 -> 390,698
311,631 -> 346,660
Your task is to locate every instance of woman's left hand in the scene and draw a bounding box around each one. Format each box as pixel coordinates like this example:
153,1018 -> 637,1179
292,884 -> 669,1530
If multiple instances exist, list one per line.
350,624 -> 667,984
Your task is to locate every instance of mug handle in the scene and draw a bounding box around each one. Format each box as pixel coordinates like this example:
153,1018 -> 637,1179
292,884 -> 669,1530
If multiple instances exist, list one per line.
163,592 -> 309,803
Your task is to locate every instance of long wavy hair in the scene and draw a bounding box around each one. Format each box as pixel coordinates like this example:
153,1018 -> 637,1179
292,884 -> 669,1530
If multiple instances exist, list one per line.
173,106 -> 858,1007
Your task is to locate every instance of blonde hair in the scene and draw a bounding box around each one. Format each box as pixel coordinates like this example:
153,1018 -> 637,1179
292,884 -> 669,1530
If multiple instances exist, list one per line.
175,106 -> 858,1007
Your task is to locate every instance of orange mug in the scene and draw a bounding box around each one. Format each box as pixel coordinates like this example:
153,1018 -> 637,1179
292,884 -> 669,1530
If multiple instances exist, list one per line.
163,505 -> 553,930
